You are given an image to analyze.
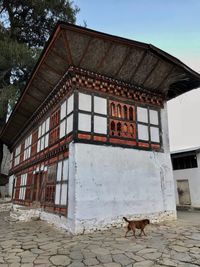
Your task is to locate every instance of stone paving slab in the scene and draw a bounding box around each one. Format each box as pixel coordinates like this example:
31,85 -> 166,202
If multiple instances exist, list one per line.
0,211 -> 200,266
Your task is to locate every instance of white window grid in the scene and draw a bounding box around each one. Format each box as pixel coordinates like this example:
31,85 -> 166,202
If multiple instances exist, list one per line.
137,106 -> 160,143
59,94 -> 74,139
24,134 -> 32,160
37,117 -> 50,152
14,144 -> 21,166
19,173 -> 27,200
78,92 -> 108,134
54,159 -> 68,206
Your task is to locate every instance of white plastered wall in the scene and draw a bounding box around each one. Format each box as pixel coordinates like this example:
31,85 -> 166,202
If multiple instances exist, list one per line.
68,103 -> 176,234
173,152 -> 200,207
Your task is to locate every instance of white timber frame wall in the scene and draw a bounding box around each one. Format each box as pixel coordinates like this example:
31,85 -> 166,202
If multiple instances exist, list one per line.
173,152 -> 200,208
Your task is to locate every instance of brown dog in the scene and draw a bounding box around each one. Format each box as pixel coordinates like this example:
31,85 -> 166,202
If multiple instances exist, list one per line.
123,217 -> 150,238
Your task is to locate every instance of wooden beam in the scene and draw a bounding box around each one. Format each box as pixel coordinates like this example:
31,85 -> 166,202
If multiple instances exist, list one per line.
141,58 -> 159,86
43,62 -> 64,77
155,66 -> 174,91
26,92 -> 42,104
62,31 -> 73,65
51,49 -> 68,65
130,50 -> 147,82
31,85 -> 46,97
37,73 -> 55,87
18,105 -> 34,114
114,47 -> 132,78
17,111 -> 30,119
78,37 -> 93,66
96,42 -> 113,72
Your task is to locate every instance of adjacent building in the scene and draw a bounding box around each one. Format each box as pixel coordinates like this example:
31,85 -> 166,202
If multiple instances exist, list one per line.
0,23 -> 200,233
171,147 -> 200,209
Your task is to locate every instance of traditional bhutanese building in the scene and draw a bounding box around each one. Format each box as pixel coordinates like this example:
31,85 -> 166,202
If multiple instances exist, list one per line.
1,23 -> 200,233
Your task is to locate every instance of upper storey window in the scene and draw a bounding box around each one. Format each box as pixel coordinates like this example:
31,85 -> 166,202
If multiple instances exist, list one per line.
109,101 -> 136,139
59,94 -> 74,139
78,93 -> 107,135
14,145 -> 21,166
37,117 -> 50,152
49,109 -> 60,145
24,134 -> 32,161
55,159 -> 68,206
137,107 -> 160,144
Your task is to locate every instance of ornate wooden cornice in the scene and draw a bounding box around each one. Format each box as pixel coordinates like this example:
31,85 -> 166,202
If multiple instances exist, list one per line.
69,66 -> 165,107
34,66 -> 164,125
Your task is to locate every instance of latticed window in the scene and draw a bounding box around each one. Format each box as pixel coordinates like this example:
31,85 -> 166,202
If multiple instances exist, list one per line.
117,104 -> 122,118
49,109 -> 60,145
129,107 -> 134,121
111,102 -> 115,117
123,106 -> 128,119
47,164 -> 57,182
45,163 -> 57,203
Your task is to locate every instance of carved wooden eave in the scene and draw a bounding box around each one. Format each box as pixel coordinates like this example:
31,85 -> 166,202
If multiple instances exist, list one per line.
1,22 -> 200,147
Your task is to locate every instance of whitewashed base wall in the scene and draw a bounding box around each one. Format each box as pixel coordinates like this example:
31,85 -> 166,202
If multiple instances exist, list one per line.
67,142 -> 176,234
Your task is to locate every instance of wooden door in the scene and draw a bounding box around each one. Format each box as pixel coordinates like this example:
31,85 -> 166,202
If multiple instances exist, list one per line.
177,180 -> 191,205
32,173 -> 42,202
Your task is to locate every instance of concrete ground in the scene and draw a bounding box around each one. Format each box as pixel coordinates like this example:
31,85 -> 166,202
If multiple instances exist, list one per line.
0,211 -> 200,267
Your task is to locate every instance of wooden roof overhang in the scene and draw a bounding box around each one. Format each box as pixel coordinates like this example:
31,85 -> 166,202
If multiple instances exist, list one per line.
1,22 -> 200,148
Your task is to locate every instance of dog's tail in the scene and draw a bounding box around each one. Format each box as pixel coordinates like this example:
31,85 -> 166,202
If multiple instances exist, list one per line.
123,217 -> 130,223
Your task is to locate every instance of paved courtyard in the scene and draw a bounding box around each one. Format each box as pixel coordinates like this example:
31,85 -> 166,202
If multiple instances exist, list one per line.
0,211 -> 200,267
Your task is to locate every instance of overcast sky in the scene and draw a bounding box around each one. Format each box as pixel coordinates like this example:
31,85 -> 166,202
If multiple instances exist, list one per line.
76,0 -> 200,151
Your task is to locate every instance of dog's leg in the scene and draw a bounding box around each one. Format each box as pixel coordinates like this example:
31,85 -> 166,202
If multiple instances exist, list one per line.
139,229 -> 146,236
125,229 -> 130,238
142,229 -> 147,236
132,229 -> 137,239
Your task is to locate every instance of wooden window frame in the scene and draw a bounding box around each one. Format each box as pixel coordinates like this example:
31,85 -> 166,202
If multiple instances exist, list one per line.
59,94 -> 74,140
37,117 -> 50,152
55,159 -> 68,208
24,134 -> 32,161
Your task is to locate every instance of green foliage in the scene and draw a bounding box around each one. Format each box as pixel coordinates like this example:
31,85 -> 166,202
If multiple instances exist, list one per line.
0,0 -> 79,121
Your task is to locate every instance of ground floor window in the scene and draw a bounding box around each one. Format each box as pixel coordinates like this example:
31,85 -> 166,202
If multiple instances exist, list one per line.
55,159 -> 68,206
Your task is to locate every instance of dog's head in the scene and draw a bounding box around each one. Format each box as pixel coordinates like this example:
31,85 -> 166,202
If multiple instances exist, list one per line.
144,219 -> 150,225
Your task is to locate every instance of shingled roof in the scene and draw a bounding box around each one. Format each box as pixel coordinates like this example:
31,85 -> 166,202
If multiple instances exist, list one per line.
1,22 -> 200,147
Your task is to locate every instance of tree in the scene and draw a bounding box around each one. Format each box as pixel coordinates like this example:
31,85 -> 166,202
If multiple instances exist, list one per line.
0,0 -> 79,172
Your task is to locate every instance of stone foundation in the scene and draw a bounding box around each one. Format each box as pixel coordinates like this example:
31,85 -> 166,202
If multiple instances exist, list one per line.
11,204 -> 176,234
0,198 -> 12,212
10,204 -> 40,222
74,210 -> 177,234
